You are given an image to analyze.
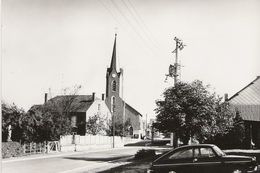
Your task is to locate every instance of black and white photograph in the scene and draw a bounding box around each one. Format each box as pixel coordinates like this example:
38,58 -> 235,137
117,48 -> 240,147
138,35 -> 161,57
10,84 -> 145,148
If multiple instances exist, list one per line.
1,0 -> 260,172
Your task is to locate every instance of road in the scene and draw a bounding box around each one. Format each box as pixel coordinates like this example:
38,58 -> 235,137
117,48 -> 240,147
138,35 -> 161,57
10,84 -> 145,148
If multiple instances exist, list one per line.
2,147 -> 143,173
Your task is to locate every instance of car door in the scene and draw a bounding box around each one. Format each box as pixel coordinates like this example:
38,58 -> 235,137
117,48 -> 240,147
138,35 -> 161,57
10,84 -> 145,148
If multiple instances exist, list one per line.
193,147 -> 222,173
156,148 -> 195,173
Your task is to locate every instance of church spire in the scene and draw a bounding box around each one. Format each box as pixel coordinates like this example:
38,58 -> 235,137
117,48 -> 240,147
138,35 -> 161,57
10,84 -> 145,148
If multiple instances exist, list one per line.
110,33 -> 117,70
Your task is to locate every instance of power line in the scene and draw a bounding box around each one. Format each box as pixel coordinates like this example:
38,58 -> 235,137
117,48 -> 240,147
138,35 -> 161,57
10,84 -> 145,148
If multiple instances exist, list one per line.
124,0 -> 162,50
97,0 -> 122,27
109,0 -> 159,57
120,0 -> 160,51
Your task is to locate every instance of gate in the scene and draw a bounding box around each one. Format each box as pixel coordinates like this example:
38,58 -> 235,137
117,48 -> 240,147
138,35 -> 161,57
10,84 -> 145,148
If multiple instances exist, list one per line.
23,141 -> 60,155
46,141 -> 60,153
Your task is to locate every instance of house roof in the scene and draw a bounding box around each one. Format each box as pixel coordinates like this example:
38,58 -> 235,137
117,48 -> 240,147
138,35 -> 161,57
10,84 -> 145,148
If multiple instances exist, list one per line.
29,95 -> 96,113
125,102 -> 142,117
48,95 -> 95,113
228,76 -> 260,121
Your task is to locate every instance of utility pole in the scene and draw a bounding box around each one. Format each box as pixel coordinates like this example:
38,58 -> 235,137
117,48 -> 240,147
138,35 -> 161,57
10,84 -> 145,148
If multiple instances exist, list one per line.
121,68 -> 125,138
112,104 -> 115,148
165,36 -> 185,148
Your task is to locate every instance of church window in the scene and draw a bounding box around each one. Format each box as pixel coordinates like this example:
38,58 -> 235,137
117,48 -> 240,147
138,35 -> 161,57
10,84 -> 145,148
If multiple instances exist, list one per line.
112,80 -> 116,92
111,96 -> 116,113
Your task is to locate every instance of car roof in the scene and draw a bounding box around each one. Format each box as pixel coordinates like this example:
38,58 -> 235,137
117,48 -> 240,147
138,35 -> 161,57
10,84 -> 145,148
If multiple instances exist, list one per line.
153,144 -> 218,163
174,144 -> 217,150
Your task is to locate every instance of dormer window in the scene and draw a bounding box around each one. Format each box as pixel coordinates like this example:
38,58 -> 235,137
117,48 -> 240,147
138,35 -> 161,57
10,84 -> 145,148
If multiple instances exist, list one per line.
112,80 -> 116,92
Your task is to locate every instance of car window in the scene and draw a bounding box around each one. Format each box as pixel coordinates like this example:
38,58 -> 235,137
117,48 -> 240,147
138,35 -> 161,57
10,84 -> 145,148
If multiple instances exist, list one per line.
213,146 -> 225,156
199,147 -> 215,158
194,148 -> 200,158
169,148 -> 193,159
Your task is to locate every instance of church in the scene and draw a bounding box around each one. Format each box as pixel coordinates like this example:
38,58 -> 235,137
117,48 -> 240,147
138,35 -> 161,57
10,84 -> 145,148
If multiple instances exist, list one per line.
31,34 -> 144,138
105,34 -> 143,138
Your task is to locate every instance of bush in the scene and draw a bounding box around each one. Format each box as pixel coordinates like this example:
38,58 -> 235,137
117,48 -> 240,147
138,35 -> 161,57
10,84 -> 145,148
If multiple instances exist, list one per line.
134,149 -> 156,160
2,142 -> 24,158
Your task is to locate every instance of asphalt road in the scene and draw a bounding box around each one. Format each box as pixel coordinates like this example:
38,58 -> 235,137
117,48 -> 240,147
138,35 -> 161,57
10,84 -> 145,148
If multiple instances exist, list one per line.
2,147 -> 143,173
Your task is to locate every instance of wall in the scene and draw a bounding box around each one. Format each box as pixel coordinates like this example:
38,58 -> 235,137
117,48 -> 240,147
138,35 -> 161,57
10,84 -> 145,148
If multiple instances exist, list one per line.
86,99 -> 112,134
60,135 -> 140,152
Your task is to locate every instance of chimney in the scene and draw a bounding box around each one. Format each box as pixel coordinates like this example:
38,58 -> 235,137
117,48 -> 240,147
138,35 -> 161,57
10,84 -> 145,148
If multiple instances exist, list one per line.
44,93 -> 48,103
224,93 -> 228,101
92,92 -> 95,101
102,93 -> 105,101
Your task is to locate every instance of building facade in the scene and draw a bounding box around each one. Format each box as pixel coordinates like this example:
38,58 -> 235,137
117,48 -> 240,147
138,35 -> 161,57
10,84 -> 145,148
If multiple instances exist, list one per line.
105,34 -> 143,138
227,76 -> 260,148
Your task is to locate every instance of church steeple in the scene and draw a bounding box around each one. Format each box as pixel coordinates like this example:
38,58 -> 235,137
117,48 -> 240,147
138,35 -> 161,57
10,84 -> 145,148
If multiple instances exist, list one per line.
110,33 -> 117,70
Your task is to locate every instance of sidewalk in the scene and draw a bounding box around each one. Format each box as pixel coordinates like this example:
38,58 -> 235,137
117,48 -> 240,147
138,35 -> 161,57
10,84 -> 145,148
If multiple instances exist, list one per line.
2,146 -> 129,163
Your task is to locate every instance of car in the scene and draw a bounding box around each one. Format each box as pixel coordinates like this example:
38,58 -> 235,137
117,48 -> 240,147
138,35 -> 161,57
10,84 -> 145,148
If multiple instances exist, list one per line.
147,144 -> 258,173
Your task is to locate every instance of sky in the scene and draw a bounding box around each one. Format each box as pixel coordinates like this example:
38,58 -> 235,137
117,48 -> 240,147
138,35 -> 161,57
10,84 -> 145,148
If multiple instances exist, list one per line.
2,0 -> 260,119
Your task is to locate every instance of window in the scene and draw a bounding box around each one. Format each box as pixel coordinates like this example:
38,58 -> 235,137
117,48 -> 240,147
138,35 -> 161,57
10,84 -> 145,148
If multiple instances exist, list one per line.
98,104 -> 101,111
199,147 -> 215,158
194,148 -> 200,158
169,148 -> 193,159
111,96 -> 116,112
112,80 -> 116,92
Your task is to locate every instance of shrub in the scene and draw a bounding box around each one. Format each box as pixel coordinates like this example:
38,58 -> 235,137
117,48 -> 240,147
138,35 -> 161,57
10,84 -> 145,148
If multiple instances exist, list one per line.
134,149 -> 156,159
2,142 -> 24,158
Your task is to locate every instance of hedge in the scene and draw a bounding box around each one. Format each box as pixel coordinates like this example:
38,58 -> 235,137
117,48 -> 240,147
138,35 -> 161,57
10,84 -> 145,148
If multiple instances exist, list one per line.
2,142 -> 24,158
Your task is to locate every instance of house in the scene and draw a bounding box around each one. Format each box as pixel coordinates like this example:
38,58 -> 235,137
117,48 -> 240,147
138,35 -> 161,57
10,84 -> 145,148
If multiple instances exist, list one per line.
227,76 -> 260,148
33,93 -> 111,136
105,34 -> 143,138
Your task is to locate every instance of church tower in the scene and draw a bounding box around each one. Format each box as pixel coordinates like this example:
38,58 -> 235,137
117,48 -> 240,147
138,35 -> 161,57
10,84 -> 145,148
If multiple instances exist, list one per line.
105,34 -> 123,115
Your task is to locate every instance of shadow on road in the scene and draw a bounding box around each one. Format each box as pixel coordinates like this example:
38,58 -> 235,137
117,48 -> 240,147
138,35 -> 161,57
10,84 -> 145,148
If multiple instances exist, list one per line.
125,139 -> 170,147
63,155 -> 131,162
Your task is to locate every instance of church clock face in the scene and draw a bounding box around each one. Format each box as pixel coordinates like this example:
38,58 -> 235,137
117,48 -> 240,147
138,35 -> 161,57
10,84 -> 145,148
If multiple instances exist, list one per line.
112,73 -> 116,78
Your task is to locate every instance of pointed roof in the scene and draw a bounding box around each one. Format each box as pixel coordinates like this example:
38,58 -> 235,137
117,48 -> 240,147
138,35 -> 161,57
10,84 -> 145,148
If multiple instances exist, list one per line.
228,76 -> 260,121
110,33 -> 117,70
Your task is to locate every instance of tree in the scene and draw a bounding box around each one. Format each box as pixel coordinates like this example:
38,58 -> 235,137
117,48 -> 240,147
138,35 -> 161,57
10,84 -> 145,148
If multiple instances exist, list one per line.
85,114 -> 107,135
23,85 -> 82,142
106,118 -> 132,137
155,80 -> 234,144
205,110 -> 245,149
1,101 -> 25,142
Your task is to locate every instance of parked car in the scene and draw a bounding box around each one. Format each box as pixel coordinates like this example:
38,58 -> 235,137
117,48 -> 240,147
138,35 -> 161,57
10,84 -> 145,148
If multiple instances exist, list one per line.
147,144 -> 258,173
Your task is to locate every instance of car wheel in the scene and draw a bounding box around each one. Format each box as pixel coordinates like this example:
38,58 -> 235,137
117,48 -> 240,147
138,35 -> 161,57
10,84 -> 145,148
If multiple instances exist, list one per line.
232,168 -> 243,173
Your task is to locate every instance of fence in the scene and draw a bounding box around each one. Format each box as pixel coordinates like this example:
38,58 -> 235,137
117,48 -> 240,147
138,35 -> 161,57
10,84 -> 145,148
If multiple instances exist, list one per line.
60,134 -> 140,152
23,141 -> 60,155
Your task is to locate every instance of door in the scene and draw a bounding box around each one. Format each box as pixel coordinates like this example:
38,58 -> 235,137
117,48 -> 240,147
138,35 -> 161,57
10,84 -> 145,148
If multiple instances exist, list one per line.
155,148 -> 195,173
193,147 -> 222,173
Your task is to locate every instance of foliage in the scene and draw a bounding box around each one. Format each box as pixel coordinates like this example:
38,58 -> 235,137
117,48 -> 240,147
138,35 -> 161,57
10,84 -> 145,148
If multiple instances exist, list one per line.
25,85 -> 82,142
2,142 -> 24,158
155,80 -> 234,144
85,114 -> 107,135
2,85 -> 82,143
206,111 -> 245,149
106,118 -> 132,136
1,101 -> 25,142
134,149 -> 156,159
